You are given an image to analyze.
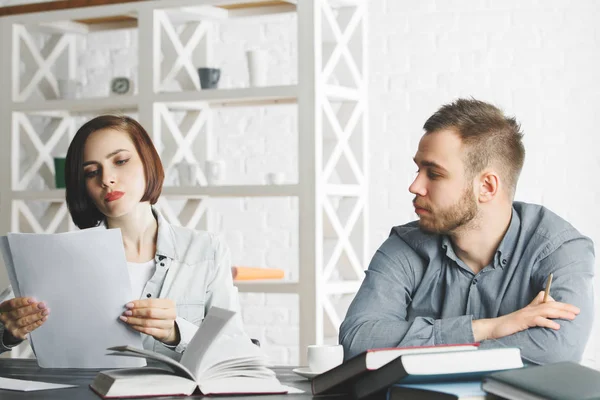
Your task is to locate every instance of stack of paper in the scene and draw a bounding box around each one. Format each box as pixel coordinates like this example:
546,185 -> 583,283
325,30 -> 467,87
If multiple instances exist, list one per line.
0,228 -> 144,368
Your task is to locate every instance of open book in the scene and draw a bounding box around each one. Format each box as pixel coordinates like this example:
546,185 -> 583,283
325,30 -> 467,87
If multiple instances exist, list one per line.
90,307 -> 289,398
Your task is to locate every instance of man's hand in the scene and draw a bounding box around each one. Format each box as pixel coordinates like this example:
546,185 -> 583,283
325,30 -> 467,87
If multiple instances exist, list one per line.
120,299 -> 180,345
473,291 -> 580,342
0,297 -> 50,342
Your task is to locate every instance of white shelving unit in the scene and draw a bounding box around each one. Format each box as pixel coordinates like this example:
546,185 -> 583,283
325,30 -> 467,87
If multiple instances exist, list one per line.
0,0 -> 368,364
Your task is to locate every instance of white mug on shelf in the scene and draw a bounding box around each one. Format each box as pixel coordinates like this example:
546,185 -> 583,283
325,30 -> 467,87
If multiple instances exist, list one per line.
246,49 -> 268,87
307,344 -> 344,373
57,79 -> 80,100
176,161 -> 199,187
204,160 -> 226,186
265,172 -> 285,185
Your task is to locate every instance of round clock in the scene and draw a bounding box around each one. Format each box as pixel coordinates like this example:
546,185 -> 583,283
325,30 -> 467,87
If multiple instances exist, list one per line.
110,77 -> 134,95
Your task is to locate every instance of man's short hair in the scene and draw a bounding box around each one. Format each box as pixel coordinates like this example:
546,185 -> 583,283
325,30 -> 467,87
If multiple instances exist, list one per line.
423,98 -> 525,197
65,115 -> 164,229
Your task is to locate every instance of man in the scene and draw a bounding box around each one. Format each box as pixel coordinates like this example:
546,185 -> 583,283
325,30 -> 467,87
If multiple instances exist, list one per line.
339,99 -> 594,365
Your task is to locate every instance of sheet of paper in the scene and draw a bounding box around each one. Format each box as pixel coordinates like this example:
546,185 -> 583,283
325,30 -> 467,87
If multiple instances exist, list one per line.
0,377 -> 76,391
0,236 -> 21,297
6,228 -> 145,368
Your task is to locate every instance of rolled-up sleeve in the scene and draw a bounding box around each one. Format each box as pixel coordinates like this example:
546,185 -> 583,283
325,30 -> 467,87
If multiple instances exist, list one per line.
479,235 -> 595,364
0,286 -> 22,354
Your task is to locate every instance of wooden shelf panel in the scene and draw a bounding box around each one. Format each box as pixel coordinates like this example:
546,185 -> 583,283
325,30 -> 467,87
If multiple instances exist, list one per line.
0,0 -> 296,17
235,281 -> 298,294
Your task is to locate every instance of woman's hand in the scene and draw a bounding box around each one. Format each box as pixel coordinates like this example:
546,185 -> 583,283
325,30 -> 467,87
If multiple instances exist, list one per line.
0,297 -> 50,342
119,299 -> 180,345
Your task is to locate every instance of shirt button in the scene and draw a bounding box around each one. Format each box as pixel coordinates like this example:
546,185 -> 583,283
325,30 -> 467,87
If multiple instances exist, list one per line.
160,263 -> 165,266
501,259 -> 507,265
472,279 -> 478,285
146,293 -> 152,298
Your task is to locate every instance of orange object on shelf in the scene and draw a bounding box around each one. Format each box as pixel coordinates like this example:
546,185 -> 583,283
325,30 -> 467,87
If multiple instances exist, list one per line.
231,266 -> 285,281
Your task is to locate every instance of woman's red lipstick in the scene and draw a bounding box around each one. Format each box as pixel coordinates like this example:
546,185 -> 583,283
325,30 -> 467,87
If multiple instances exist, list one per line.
105,191 -> 124,202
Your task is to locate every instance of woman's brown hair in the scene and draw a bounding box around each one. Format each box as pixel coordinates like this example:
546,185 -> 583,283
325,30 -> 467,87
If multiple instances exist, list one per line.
65,115 -> 164,229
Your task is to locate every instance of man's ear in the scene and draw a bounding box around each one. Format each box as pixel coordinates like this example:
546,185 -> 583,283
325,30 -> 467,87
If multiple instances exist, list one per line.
477,170 -> 499,203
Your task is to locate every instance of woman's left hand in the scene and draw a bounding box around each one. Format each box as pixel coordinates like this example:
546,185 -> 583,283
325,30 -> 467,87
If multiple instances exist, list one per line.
119,299 -> 180,345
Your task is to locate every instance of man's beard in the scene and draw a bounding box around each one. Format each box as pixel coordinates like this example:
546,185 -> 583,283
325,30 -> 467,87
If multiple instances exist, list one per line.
415,186 -> 478,235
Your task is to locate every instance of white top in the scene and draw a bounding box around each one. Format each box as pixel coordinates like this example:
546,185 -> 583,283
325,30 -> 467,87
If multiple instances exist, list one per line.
127,259 -> 156,299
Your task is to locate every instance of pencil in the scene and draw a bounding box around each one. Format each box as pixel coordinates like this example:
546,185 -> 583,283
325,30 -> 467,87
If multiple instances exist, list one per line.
543,273 -> 553,303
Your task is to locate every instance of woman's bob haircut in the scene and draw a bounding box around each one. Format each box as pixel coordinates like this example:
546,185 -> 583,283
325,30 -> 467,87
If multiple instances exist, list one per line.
65,115 -> 164,229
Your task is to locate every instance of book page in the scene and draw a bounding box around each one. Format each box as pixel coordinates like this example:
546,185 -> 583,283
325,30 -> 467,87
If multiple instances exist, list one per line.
6,229 -> 144,368
195,333 -> 271,381
107,346 -> 195,380
180,307 -> 237,380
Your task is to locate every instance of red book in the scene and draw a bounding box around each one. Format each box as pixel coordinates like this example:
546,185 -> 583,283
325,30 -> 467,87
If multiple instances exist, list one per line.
311,343 -> 480,396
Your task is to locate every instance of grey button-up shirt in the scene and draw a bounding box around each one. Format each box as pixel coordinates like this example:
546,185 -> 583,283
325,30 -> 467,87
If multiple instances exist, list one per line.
0,208 -> 243,361
339,202 -> 595,364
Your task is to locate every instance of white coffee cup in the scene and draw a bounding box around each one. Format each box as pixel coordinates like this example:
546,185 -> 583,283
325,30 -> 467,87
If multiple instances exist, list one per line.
176,161 -> 199,187
246,49 -> 268,87
265,172 -> 285,185
204,160 -> 226,186
307,344 -> 344,374
57,79 -> 80,100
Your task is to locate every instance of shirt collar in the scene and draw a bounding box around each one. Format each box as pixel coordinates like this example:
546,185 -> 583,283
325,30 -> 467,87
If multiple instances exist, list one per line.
101,206 -> 177,261
152,206 -> 177,261
441,206 -> 521,270
494,206 -> 520,269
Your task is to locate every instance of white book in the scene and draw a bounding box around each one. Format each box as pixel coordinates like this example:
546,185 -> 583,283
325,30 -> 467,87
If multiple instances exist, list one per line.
90,307 -> 289,398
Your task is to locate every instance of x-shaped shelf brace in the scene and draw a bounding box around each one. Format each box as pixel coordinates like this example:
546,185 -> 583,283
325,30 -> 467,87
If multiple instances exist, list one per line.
12,113 -> 73,190
154,103 -> 211,186
321,2 -> 365,89
156,11 -> 210,91
12,200 -> 72,233
13,25 -> 75,102
322,99 -> 365,185
156,197 -> 209,230
322,195 -> 366,282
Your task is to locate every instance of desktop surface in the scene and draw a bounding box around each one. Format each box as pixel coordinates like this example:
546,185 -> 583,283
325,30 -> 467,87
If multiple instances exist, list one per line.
0,358 -> 325,399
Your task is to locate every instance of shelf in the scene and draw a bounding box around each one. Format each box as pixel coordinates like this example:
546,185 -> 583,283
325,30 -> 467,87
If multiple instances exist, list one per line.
156,85 -> 298,109
11,95 -> 139,114
11,190 -> 65,201
161,184 -> 300,197
11,184 -> 300,201
234,281 -> 298,294
10,86 -> 298,114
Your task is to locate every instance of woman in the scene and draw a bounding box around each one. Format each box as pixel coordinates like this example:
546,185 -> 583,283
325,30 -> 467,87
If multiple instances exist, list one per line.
0,115 -> 242,360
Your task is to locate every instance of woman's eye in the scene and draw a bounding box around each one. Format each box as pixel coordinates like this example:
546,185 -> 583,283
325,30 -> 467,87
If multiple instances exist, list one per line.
84,170 -> 99,179
116,158 -> 130,166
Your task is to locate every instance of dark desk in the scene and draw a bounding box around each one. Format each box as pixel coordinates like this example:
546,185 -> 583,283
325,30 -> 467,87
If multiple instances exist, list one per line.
0,359 -> 335,399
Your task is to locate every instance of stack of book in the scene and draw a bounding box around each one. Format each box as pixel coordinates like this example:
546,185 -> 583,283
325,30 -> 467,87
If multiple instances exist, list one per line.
311,343 -> 524,399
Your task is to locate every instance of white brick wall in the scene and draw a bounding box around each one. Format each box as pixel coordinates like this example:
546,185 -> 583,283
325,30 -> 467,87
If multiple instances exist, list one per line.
1,0 -> 599,368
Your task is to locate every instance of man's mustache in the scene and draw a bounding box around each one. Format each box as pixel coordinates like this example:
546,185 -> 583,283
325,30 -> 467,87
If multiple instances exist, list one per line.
413,198 -> 431,211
